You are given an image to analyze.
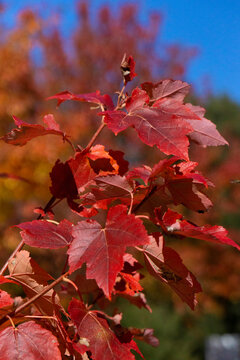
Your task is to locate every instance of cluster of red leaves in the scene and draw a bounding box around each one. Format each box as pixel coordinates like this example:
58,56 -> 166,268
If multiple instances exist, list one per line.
0,56 -> 239,360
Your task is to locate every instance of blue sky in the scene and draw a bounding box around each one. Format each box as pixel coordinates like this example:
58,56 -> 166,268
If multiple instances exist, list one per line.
2,0 -> 240,102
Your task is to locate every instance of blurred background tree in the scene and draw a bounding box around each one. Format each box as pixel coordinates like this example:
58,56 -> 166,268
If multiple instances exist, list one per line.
0,1 -> 240,359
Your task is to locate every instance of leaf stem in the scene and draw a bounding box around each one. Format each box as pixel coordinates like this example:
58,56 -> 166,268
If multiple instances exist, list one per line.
116,85 -> 126,109
65,137 -> 76,152
85,121 -> 106,151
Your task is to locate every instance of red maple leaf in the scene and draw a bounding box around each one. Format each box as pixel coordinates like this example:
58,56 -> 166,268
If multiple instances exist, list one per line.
102,88 -> 193,159
156,208 -> 240,251
141,79 -> 190,102
0,321 -> 61,360
68,205 -> 149,297
143,236 -> 202,309
0,114 -> 68,146
16,219 -> 73,249
184,103 -> 228,147
68,298 -> 143,360
47,90 -> 114,110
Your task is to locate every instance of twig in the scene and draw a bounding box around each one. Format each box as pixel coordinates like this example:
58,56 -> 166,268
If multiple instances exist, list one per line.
0,271 -> 69,326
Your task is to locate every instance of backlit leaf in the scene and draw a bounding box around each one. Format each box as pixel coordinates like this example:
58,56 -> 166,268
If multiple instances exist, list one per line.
68,205 -> 149,296
0,114 -> 67,146
16,219 -> 73,249
0,321 -> 61,360
69,298 -> 143,360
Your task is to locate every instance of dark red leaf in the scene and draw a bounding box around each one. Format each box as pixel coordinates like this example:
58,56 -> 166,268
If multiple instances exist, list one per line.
167,178 -> 212,212
16,219 -> 73,249
50,159 -> 78,199
68,205 -> 149,296
143,237 -> 202,309
0,114 -> 67,146
0,321 -> 61,360
68,298 -> 143,360
108,150 -> 129,176
47,90 -> 114,110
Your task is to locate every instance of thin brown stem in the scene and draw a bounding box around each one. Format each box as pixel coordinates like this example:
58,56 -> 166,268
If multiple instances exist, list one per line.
85,121 -> 106,151
116,84 -> 126,109
65,137 -> 76,152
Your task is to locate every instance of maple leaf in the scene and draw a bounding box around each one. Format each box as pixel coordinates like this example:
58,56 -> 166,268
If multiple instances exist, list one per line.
156,208 -> 240,251
152,98 -> 201,121
134,158 -> 212,214
68,205 -> 149,297
0,321 -> 61,360
120,54 -> 137,85
143,237 -> 202,309
102,88 -> 193,159
8,250 -> 62,315
126,165 -> 152,185
50,145 -> 119,199
0,114 -> 68,146
68,298 -> 143,360
50,159 -> 78,200
16,219 -> 73,249
108,150 -> 129,176
47,90 -> 114,110
0,290 -> 13,309
91,174 -> 133,202
185,103 -> 229,147
141,79 -> 190,102
88,145 -> 119,174
68,151 -> 97,193
114,272 -> 143,296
